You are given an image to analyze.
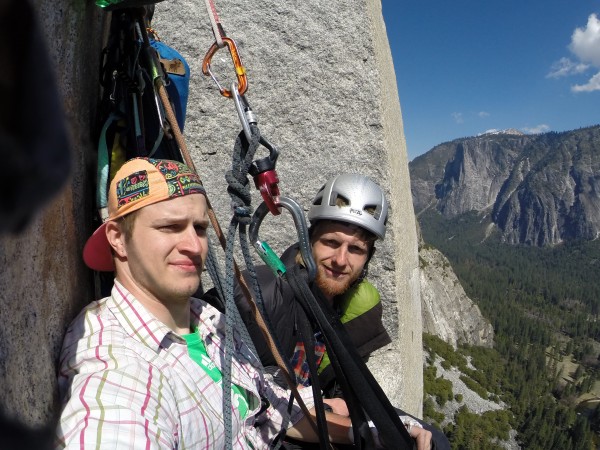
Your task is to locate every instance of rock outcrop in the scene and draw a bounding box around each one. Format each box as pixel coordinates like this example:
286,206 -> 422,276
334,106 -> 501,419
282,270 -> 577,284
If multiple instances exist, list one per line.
410,125 -> 600,246
419,245 -> 494,348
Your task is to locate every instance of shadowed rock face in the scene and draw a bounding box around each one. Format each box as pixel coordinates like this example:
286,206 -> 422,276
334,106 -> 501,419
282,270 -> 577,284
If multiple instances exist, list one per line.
0,409 -> 55,450
419,246 -> 494,349
411,125 -> 600,246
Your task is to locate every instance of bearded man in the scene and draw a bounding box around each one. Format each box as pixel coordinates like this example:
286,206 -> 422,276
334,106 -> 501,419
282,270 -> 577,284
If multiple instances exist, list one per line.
231,174 -> 390,393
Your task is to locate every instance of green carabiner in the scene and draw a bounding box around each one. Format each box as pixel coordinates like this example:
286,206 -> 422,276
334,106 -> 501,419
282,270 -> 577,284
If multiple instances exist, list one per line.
254,241 -> 287,276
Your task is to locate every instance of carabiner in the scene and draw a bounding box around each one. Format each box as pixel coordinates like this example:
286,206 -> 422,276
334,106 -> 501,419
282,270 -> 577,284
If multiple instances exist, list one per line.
249,196 -> 316,281
202,37 -> 247,98
232,82 -> 256,143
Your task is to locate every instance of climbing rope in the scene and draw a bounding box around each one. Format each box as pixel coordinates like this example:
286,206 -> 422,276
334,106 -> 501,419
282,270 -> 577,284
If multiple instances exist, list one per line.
197,2 -> 326,445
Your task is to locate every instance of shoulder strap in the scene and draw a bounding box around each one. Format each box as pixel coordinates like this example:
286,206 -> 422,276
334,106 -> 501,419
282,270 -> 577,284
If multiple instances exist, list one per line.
286,265 -> 416,450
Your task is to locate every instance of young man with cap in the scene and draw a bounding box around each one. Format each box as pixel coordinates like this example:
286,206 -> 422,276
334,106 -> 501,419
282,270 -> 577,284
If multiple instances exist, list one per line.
230,173 -> 443,449
55,158 -> 361,449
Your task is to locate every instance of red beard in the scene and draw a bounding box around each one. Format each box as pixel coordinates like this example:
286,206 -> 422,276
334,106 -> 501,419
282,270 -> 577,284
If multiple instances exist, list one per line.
314,265 -> 356,300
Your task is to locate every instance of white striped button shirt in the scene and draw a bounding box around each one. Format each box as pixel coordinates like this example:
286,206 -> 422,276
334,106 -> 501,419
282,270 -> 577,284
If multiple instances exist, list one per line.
56,280 -> 314,449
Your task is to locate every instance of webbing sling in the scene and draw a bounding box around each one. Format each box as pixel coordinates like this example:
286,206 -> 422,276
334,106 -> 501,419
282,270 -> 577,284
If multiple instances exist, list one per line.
294,298 -> 346,450
286,265 -> 416,450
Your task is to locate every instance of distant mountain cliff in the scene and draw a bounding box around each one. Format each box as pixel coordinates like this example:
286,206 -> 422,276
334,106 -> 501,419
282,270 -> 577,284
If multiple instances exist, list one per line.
419,244 -> 494,348
410,125 -> 600,246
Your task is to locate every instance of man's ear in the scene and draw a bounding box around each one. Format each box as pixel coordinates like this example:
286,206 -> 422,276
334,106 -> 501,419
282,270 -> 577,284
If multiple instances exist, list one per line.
105,221 -> 127,258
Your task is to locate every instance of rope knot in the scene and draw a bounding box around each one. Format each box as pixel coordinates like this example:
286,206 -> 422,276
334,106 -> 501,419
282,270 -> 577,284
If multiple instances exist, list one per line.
233,205 -> 252,224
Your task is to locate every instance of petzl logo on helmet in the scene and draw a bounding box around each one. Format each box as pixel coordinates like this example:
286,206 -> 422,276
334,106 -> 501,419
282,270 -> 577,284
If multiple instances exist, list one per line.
116,170 -> 150,208
350,208 -> 363,216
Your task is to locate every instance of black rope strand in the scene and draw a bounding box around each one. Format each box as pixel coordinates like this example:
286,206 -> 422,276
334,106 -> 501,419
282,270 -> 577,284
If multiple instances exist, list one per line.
294,304 -> 333,449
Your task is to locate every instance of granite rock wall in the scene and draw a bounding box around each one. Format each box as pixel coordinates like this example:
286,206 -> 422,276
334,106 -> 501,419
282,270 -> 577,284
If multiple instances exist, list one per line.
0,0 -> 423,435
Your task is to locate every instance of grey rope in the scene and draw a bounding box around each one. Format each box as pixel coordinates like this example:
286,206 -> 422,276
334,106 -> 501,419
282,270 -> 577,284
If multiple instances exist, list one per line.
223,124 -> 260,449
204,237 -> 225,300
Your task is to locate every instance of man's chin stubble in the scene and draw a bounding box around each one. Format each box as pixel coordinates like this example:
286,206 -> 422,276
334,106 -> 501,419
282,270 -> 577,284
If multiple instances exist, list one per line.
315,271 -> 352,299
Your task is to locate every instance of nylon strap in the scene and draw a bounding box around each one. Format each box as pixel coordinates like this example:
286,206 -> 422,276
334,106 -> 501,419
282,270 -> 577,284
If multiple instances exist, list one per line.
203,0 -> 226,48
96,111 -> 120,219
286,265 -> 416,450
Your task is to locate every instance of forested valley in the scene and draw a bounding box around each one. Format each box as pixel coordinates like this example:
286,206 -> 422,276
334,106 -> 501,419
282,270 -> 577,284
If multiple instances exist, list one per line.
419,208 -> 600,449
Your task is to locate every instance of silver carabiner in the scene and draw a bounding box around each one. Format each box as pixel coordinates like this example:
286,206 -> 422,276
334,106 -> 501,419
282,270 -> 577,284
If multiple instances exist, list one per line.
232,82 -> 257,143
249,196 -> 316,281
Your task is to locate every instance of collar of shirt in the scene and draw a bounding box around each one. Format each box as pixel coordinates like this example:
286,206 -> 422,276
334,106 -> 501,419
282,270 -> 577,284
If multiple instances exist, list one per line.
109,280 -> 262,396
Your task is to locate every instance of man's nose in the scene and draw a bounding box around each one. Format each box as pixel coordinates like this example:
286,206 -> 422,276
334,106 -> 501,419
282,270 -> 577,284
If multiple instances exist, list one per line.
332,246 -> 348,266
180,226 -> 203,255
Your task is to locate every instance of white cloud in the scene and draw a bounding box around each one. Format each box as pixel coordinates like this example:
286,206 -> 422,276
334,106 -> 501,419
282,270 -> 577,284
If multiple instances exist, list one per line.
521,124 -> 550,134
546,57 -> 589,78
569,13 -> 600,66
451,112 -> 464,124
571,71 -> 600,92
549,13 -> 600,92
478,111 -> 490,118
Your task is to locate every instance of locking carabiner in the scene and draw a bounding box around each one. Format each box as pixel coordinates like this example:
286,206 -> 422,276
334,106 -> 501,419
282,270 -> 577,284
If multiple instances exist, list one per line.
253,170 -> 281,216
202,37 -> 247,98
232,82 -> 256,143
232,83 -> 282,216
249,197 -> 316,281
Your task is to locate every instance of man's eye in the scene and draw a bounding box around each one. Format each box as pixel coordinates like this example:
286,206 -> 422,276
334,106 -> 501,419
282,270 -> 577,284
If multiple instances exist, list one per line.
194,224 -> 207,234
159,224 -> 180,232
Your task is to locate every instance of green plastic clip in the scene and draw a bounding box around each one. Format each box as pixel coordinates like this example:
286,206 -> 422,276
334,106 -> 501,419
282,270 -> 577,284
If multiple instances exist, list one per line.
254,241 -> 286,276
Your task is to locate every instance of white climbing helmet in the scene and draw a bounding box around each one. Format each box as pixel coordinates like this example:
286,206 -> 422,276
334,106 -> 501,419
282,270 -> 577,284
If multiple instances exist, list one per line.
308,173 -> 388,239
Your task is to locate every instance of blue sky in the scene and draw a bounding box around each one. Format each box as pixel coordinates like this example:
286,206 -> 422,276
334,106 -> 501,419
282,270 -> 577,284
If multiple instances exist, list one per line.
381,1 -> 600,161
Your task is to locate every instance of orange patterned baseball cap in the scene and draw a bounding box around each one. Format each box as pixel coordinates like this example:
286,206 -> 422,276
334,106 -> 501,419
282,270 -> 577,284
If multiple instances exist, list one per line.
83,158 -> 206,272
